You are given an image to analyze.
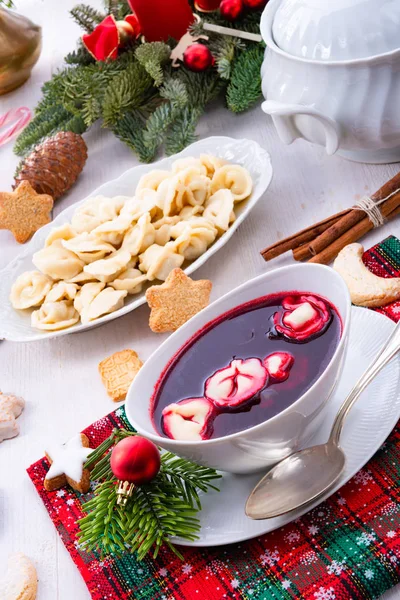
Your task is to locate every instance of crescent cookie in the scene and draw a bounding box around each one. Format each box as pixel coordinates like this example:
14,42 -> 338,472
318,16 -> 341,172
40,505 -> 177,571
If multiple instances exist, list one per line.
333,243 -> 400,307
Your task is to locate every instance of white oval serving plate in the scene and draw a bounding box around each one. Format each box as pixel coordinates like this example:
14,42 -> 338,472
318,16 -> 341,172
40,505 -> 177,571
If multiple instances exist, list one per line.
0,137 -> 272,342
170,308 -> 400,546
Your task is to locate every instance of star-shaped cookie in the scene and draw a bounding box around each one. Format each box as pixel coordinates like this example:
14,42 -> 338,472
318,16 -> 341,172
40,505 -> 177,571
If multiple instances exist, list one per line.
0,180 -> 53,243
44,433 -> 92,493
146,268 -> 212,333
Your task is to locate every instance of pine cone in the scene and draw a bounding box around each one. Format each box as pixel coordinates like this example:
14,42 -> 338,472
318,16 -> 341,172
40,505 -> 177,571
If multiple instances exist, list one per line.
14,132 -> 88,200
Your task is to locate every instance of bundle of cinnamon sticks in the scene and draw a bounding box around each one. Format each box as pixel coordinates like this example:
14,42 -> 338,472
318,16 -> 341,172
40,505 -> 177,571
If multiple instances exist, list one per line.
261,171 -> 400,265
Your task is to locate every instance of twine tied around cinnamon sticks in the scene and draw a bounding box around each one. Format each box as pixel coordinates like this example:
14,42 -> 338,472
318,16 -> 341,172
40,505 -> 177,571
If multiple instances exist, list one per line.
261,171 -> 400,265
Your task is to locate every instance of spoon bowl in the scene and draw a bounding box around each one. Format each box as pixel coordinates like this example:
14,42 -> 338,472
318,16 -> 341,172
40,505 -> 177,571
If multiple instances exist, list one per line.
246,443 -> 345,519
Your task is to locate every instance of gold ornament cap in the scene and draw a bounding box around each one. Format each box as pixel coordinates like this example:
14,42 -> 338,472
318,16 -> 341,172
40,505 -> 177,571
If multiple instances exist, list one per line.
116,480 -> 135,506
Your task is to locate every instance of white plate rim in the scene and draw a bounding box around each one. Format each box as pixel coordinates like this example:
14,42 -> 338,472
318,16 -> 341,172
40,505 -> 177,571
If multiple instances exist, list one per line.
0,136 -> 273,342
172,307 -> 400,547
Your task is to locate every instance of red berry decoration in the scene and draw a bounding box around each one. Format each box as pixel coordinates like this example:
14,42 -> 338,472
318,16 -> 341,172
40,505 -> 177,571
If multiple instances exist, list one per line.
219,0 -> 243,21
242,0 -> 268,9
183,43 -> 214,72
111,436 -> 161,506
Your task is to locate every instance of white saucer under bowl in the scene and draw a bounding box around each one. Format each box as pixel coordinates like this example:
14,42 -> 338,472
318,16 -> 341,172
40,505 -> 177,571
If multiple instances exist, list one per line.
173,306 -> 400,547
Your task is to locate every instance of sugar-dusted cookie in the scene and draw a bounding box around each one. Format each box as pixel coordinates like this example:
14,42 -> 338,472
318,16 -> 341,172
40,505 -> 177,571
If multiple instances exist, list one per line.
146,268 -> 212,333
0,180 -> 53,243
0,392 -> 25,442
99,349 -> 143,402
0,552 -> 38,600
44,433 -> 92,493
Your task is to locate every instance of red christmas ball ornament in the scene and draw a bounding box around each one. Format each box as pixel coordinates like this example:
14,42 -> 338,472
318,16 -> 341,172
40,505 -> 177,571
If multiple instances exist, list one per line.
242,0 -> 268,9
111,436 -> 161,506
219,0 -> 243,21
183,43 -> 214,72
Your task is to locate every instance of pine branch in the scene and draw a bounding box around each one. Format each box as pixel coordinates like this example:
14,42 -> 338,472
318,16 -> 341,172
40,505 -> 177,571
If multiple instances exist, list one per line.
175,68 -> 224,108
135,42 -> 172,87
111,111 -> 158,163
13,106 -> 86,157
65,42 -> 95,66
226,44 -> 264,112
70,4 -> 105,33
102,62 -> 154,125
165,106 -> 202,156
78,429 -> 221,560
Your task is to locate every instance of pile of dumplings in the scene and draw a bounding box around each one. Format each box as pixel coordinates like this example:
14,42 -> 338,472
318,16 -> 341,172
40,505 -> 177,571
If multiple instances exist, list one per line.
10,154 -> 253,332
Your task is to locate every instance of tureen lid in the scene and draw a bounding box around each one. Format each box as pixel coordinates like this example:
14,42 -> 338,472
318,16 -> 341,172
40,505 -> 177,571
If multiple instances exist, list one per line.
271,0 -> 400,61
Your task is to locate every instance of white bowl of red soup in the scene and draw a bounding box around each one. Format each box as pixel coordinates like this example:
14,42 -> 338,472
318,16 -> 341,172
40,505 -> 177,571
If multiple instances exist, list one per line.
126,264 -> 351,474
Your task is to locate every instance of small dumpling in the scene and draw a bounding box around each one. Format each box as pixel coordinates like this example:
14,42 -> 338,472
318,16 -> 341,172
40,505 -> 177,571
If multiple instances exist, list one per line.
66,271 -> 98,284
121,189 -> 161,221
211,164 -> 252,202
177,168 -> 211,207
91,215 -> 133,246
172,157 -> 207,176
154,223 -> 172,246
71,196 -> 127,234
80,287 -> 127,323
71,197 -> 104,233
173,222 -> 217,261
45,224 -> 76,247
62,234 -> 115,264
179,205 -> 204,220
45,282 -> 78,303
157,176 -> 186,216
10,271 -> 53,310
136,170 -> 170,194
199,154 -> 227,177
33,243 -> 84,281
74,281 -> 105,314
122,213 -> 155,256
152,215 -> 180,229
203,189 -> 235,234
31,301 -> 79,331
109,268 -> 147,294
83,249 -> 131,283
139,243 -> 184,281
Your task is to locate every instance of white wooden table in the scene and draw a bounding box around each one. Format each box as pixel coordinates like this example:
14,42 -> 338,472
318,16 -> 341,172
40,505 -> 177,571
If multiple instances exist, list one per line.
0,1 -> 399,598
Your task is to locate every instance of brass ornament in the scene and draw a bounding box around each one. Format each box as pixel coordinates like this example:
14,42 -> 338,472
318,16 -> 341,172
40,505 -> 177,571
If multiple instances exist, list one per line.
0,7 -> 42,95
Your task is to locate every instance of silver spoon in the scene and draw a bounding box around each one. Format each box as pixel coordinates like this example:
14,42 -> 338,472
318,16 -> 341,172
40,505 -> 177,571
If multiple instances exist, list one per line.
246,319 -> 400,520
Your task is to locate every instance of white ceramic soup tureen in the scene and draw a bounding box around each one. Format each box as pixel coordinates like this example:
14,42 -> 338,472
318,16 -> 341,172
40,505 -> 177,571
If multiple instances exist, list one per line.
260,0 -> 400,163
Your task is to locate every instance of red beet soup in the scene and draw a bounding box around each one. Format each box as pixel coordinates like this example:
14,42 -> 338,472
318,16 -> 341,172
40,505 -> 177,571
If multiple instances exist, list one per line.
151,292 -> 342,441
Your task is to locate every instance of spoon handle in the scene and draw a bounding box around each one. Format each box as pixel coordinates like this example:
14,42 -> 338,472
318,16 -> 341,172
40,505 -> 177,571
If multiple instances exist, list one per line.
330,319 -> 400,444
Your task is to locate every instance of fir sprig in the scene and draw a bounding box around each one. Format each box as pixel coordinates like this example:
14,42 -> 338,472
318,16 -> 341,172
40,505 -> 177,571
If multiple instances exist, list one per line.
70,3 -> 105,33
13,0 -> 264,161
77,428 -> 221,561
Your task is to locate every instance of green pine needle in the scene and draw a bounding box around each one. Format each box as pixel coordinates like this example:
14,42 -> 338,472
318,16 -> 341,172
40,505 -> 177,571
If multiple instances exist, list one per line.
111,112 -> 158,163
102,62 -> 154,125
12,1 -> 263,161
77,429 -> 221,560
165,106 -> 202,156
70,4 -> 105,33
135,42 -> 172,87
226,44 -> 265,113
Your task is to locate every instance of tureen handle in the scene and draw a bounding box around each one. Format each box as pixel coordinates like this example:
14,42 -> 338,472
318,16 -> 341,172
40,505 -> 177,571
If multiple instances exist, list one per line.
262,100 -> 340,155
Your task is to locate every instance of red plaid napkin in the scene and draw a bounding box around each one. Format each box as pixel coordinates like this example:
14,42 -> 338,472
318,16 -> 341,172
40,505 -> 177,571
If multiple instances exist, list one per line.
27,236 -> 400,600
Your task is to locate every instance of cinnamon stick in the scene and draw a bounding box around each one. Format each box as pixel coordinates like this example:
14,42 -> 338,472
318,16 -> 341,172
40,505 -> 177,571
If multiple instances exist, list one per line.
308,196 -> 400,265
292,242 -> 312,262
308,171 -> 400,256
260,209 -> 350,261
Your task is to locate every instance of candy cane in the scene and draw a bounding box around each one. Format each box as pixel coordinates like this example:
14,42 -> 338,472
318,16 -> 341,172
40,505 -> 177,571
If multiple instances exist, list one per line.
0,107 -> 32,148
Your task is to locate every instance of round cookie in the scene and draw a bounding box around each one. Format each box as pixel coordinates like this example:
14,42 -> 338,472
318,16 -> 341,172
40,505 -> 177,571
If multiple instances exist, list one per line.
0,553 -> 37,600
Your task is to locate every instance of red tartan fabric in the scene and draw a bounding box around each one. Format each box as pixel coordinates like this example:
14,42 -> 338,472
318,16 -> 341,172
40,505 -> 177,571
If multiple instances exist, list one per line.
27,237 -> 400,600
